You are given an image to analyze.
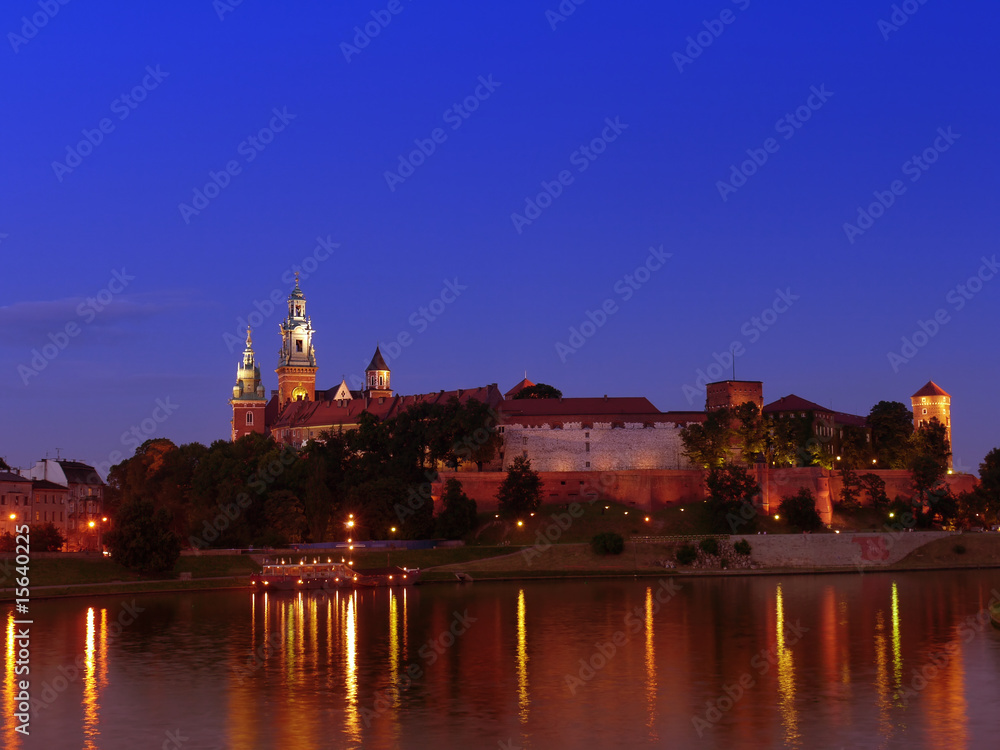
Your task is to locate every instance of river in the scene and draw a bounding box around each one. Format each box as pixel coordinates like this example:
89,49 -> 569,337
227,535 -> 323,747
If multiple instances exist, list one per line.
4,570 -> 1000,749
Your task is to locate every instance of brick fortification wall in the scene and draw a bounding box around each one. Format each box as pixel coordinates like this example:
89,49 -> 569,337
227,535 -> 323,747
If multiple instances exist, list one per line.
435,467 -> 978,515
502,422 -> 693,472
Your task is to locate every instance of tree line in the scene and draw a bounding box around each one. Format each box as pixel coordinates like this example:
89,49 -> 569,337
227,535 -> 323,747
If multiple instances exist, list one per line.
106,396 -> 503,555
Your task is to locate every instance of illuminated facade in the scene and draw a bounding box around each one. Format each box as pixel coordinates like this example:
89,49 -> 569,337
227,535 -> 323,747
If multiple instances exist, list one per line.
276,274 -> 318,406
911,380 -> 952,468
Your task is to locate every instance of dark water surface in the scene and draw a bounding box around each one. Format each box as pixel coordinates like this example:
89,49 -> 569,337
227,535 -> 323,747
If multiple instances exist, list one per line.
4,571 -> 1000,749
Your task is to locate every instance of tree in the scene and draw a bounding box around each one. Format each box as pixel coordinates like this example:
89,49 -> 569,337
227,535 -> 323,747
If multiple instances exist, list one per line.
681,408 -> 734,468
910,418 -> 951,503
868,401 -> 914,468
705,462 -> 761,533
839,424 -> 873,468
435,478 -> 478,539
513,383 -> 562,400
859,473 -> 889,508
0,457 -> 9,471
837,466 -> 862,511
105,498 -> 180,575
30,523 -> 66,552
779,488 -> 824,532
496,456 -> 542,518
976,448 -> 1000,524
733,402 -> 766,463
764,416 -> 799,467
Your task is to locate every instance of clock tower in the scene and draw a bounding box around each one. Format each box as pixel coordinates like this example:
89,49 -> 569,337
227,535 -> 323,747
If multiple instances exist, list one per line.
276,274 -> 318,405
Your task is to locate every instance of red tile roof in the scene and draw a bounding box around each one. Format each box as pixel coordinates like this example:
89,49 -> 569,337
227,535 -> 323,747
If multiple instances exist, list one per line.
763,394 -> 832,414
270,385 -> 504,432
499,397 -> 694,426
912,381 -> 949,398
504,378 -> 535,399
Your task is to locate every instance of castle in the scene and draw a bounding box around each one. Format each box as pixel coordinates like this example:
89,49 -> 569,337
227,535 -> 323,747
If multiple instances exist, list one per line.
229,279 -> 958,509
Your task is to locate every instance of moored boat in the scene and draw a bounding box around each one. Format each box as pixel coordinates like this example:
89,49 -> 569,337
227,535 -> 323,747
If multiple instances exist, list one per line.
250,557 -> 421,591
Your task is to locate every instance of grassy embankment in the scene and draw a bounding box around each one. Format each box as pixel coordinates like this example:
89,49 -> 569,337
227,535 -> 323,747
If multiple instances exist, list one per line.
0,555 -> 261,600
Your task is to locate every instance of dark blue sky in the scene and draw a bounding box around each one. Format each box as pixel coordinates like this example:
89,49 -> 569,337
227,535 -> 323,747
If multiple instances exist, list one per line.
2,0 -> 998,476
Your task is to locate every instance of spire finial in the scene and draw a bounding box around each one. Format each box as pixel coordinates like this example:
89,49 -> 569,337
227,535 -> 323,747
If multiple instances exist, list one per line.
294,271 -> 300,288
246,326 -> 253,347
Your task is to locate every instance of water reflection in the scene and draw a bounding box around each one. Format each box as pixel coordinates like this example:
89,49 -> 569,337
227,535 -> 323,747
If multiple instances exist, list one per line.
644,586 -> 657,740
344,592 -> 360,744
3,614 -> 20,750
775,584 -> 799,747
516,588 -> 529,724
82,607 -> 99,749
12,570 -> 1000,749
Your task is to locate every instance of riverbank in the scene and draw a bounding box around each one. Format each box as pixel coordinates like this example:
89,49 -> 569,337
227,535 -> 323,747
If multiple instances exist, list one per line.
6,534 -> 1000,599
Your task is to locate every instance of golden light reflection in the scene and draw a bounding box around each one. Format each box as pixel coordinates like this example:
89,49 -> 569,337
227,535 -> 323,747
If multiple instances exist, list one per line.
516,588 -> 529,724
644,587 -> 658,740
98,609 -> 108,688
3,614 -> 20,750
775,585 -> 799,746
402,588 -> 409,658
83,607 -> 99,749
389,590 -> 399,703
345,593 -> 361,743
891,582 -> 902,692
874,610 -> 893,741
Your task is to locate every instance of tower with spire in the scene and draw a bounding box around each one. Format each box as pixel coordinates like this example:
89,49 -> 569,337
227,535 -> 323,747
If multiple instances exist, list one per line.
276,273 -> 318,405
230,328 -> 267,440
364,346 -> 392,399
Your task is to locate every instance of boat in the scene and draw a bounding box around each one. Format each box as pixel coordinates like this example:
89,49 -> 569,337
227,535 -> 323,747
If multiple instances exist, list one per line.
990,601 -> 1000,630
250,557 -> 421,591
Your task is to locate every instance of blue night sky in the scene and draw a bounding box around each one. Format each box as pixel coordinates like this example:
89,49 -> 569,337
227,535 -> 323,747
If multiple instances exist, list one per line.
1,0 -> 998,476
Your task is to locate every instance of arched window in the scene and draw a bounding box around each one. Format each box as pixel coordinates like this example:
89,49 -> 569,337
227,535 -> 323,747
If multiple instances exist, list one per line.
246,412 -> 254,425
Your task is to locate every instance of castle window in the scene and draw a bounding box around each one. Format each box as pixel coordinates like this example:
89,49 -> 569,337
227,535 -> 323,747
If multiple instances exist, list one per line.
585,431 -> 590,438
922,408 -> 927,414
585,462 -> 591,468
246,412 -> 254,425
296,340 -> 303,352
585,442 -> 590,452
522,437 -> 528,445
379,375 -> 383,387
522,451 -> 527,458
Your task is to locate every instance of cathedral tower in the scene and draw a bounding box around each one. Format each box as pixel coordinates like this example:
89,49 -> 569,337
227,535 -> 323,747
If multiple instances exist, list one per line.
276,274 -> 318,405
364,346 -> 392,399
230,328 -> 267,440
911,381 -> 951,468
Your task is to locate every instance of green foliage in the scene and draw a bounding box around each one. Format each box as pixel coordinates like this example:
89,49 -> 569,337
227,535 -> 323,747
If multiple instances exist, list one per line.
778,488 -> 823,532
868,401 -> 914,468
681,409 -> 734,468
496,456 -> 542,518
590,532 -> 625,556
839,424 -> 873,468
909,418 -> 951,501
0,456 -> 9,471
698,537 -> 719,556
837,466 -> 862,511
105,498 -> 180,574
705,463 -> 761,534
512,383 -> 562,400
675,544 -> 697,566
30,523 -> 66,552
435,478 -> 478,539
733,539 -> 752,556
859,473 -> 889,508
733,402 -> 766,463
764,415 -> 800,467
